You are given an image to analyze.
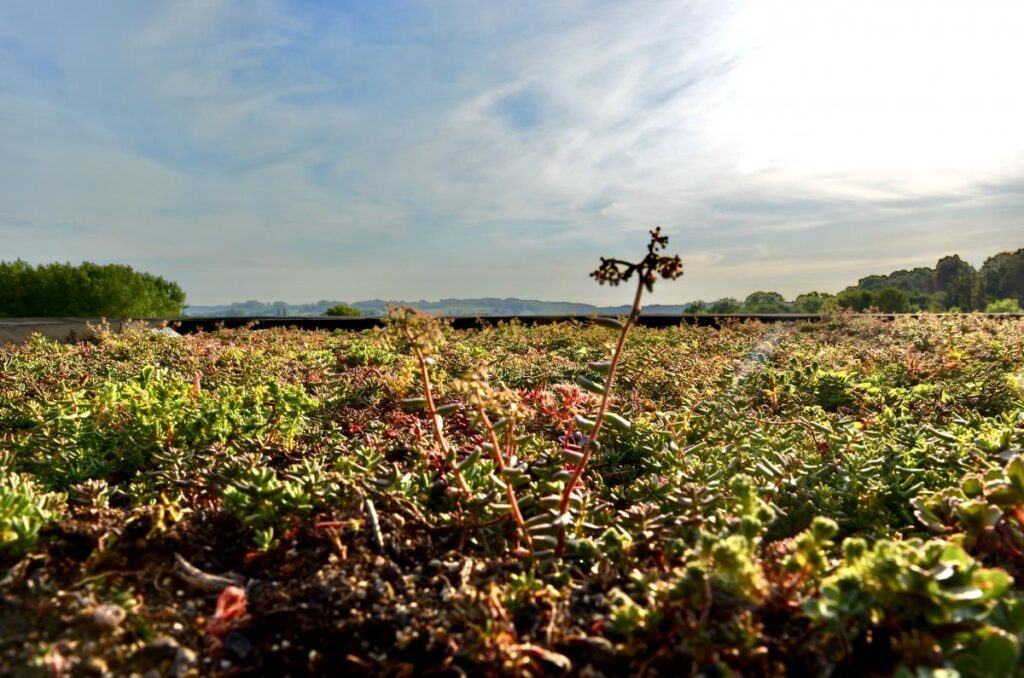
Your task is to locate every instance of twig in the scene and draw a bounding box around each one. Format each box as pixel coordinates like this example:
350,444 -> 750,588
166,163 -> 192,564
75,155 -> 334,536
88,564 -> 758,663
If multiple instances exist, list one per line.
173,553 -> 245,592
365,497 -> 384,551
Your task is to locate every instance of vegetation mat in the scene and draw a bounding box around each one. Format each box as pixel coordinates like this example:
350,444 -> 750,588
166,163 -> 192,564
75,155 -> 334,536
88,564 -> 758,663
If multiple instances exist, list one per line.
2,314 -> 1024,676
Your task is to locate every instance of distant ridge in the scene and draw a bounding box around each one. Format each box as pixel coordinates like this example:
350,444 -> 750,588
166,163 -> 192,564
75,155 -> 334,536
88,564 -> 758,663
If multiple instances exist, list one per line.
183,246 -> 1024,317
184,298 -> 692,318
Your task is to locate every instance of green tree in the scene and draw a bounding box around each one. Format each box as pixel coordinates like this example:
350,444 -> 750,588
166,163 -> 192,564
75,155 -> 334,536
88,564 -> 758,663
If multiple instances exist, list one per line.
886,267 -> 937,295
793,291 -> 834,313
708,297 -> 741,313
685,300 -> 709,314
985,298 -> 1023,314
875,287 -> 910,313
856,274 -> 891,292
980,249 -> 1024,307
0,259 -> 32,316
743,291 -> 788,313
935,254 -> 972,290
836,289 -> 874,312
935,255 -> 981,310
325,303 -> 361,317
0,261 -> 185,317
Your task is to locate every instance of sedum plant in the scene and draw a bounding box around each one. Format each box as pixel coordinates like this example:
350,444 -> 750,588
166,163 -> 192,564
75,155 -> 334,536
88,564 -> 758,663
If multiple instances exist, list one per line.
383,305 -> 471,496
455,366 -> 535,553
379,230 -> 684,559
806,537 -> 1018,676
1,452 -> 65,556
551,228 -> 683,555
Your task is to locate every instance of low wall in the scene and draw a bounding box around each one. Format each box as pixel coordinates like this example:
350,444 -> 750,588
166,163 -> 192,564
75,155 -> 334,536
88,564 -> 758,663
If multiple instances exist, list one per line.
0,318 -> 166,345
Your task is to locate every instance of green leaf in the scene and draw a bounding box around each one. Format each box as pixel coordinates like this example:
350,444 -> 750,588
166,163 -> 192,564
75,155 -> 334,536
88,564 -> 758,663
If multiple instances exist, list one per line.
955,499 -> 1002,531
562,448 -> 584,465
961,474 -> 985,498
605,412 -> 632,432
400,397 -> 427,411
575,374 -> 606,395
574,415 -> 595,432
956,627 -> 1019,678
434,402 -> 460,416
1006,456 -> 1024,495
457,447 -> 481,471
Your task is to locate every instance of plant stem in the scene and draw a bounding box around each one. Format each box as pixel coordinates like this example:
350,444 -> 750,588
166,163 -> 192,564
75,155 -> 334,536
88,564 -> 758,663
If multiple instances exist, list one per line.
477,405 -> 533,552
405,327 -> 471,495
556,277 -> 645,553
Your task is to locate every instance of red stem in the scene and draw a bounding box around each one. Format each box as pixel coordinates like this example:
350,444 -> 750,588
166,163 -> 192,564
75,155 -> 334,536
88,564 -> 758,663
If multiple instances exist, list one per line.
556,278 -> 645,551
405,327 -> 471,495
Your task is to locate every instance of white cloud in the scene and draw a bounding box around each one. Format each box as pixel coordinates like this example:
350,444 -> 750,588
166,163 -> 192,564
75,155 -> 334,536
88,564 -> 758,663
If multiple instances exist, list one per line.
1,0 -> 1022,305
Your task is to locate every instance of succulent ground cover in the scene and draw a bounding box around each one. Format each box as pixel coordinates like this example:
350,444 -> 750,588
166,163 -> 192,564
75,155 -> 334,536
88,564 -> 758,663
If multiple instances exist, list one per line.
2,309 -> 1024,675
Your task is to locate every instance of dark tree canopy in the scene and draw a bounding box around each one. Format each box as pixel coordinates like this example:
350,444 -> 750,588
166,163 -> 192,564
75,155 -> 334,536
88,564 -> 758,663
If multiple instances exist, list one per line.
793,291 -> 834,313
980,249 -> 1024,306
0,260 -> 186,318
836,289 -> 875,312
743,291 -> 788,313
324,303 -> 361,317
828,247 -> 1021,313
875,287 -> 910,313
708,297 -> 741,313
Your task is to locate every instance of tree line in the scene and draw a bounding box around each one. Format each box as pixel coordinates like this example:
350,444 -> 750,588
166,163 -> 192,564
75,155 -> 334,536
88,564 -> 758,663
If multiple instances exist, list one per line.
687,247 -> 1024,315
1,247 -> 1020,319
0,260 -> 186,318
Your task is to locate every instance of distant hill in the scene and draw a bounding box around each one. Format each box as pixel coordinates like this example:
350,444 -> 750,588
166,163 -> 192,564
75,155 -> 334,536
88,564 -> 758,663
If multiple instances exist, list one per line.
184,298 -> 693,317
183,246 -> 1024,318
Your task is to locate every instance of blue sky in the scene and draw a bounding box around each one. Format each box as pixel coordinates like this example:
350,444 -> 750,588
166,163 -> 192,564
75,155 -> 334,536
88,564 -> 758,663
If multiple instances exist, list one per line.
2,0 -> 1023,305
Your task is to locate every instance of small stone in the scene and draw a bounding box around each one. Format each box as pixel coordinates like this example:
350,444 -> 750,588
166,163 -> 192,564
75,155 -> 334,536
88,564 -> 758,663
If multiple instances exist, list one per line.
82,656 -> 108,675
89,604 -> 126,630
223,632 -> 253,660
144,635 -> 180,657
571,636 -> 618,669
136,635 -> 193,675
172,646 -> 198,677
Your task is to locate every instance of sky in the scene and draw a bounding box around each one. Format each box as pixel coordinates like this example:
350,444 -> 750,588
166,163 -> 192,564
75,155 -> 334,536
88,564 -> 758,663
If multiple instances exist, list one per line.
2,0 -> 1023,306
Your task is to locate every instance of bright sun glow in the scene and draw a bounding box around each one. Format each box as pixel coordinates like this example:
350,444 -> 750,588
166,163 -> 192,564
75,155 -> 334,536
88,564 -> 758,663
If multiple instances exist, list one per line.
718,0 -> 1024,193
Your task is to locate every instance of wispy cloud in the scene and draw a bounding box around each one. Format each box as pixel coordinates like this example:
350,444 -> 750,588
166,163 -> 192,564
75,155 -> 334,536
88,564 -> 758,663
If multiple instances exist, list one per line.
1,0 -> 1022,304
